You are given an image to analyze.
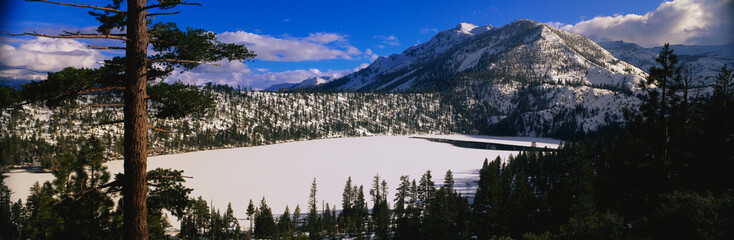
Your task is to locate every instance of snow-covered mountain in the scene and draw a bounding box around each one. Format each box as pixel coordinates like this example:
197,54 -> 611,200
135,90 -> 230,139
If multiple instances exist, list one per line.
264,76 -> 336,91
322,19 -> 648,136
0,67 -> 46,88
598,41 -> 734,88
323,19 -> 646,92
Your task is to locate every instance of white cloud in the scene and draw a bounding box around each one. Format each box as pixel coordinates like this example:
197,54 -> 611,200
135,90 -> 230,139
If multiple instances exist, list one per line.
304,33 -> 346,44
374,35 -> 400,46
165,63 -> 369,90
217,31 -> 362,61
562,0 -> 734,47
0,37 -> 106,72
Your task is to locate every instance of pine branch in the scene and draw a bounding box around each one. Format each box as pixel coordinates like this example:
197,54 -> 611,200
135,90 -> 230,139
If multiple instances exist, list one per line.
150,58 -> 219,65
88,46 -> 126,50
54,179 -> 123,205
147,12 -> 180,17
143,2 -> 201,10
74,86 -> 125,95
147,95 -> 172,106
27,0 -> 125,13
7,32 -> 128,41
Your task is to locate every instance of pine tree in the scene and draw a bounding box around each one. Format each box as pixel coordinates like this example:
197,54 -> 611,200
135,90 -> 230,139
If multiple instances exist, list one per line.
9,1 -> 255,238
418,170 -> 436,209
354,185 -> 367,240
293,204 -> 301,232
307,178 -> 321,239
246,199 -> 255,235
278,205 -> 292,238
444,169 -> 455,192
254,197 -> 275,238
370,174 -> 391,239
341,176 -> 355,235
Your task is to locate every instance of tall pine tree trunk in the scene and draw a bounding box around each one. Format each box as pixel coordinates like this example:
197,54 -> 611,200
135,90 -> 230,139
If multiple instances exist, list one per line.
123,0 -> 149,239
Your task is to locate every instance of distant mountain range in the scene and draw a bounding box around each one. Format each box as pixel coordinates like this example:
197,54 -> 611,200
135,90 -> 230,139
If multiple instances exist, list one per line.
263,76 -> 336,91
0,68 -> 46,88
597,41 -> 734,88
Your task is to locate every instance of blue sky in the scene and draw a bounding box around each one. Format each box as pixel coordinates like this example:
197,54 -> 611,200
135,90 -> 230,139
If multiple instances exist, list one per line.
1,0 -> 732,89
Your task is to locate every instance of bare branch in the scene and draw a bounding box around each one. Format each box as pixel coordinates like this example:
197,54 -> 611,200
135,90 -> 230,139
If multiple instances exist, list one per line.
147,148 -> 164,155
88,46 -> 126,50
148,126 -> 171,133
74,103 -> 125,108
146,12 -> 180,17
98,120 -> 124,126
143,2 -> 201,10
54,179 -> 123,205
27,0 -> 125,13
63,31 -> 125,37
7,32 -> 128,41
150,58 -> 219,66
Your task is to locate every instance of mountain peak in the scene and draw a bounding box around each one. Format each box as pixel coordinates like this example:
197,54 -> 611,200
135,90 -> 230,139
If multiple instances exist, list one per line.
453,23 -> 492,35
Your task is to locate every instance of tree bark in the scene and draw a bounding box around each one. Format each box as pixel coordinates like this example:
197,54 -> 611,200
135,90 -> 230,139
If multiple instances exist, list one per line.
123,0 -> 149,239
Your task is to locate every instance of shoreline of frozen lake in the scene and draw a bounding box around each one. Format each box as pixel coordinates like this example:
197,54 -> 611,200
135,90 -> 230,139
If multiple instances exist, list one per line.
2,135 -> 559,229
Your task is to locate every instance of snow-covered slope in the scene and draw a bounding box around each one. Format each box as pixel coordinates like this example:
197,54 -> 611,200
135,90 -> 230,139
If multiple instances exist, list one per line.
324,19 -> 646,92
323,19 -> 648,135
598,41 -> 734,89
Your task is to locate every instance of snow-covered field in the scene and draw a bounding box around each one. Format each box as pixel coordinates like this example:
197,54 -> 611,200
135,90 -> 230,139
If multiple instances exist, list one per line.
3,135 -> 559,228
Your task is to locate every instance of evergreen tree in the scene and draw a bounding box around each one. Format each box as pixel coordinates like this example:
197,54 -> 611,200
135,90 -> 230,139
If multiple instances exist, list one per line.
293,204 -> 301,232
254,197 -> 275,238
9,1 -> 255,238
246,199 -> 255,235
341,176 -> 355,235
0,176 -> 14,240
307,178 -> 321,239
279,205 -> 292,238
444,169 -> 455,192
354,185 -> 367,240
370,174 -> 391,239
418,170 -> 436,210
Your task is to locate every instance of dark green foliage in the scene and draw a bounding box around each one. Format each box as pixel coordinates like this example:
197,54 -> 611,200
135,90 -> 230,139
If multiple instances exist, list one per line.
555,211 -> 627,240
472,143 -> 596,239
7,138 -> 194,239
370,174 -> 391,239
180,197 -> 210,239
147,81 -> 215,118
149,22 -> 255,70
422,170 -> 471,240
279,205 -> 293,238
254,197 -> 275,238
648,191 -> 733,239
0,176 -> 16,239
306,178 -> 321,240
0,86 -> 21,108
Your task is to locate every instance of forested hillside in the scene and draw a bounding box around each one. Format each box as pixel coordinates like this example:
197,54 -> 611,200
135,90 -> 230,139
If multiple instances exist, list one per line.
1,84 -> 465,168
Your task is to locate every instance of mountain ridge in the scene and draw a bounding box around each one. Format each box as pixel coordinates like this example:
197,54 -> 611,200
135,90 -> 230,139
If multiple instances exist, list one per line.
321,19 -> 646,92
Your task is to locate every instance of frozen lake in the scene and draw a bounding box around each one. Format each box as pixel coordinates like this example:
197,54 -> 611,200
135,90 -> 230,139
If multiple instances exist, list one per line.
3,135 -> 560,228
